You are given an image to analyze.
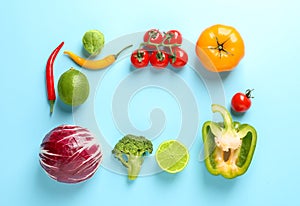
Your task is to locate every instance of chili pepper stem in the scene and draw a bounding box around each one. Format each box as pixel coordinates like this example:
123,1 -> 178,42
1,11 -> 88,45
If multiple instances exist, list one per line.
114,44 -> 133,59
49,100 -> 55,114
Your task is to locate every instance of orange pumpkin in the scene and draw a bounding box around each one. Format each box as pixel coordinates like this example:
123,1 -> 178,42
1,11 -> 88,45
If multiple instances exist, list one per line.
195,24 -> 245,72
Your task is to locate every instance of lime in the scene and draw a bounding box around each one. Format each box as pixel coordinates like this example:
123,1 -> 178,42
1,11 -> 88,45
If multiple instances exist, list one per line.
57,68 -> 90,107
155,140 -> 189,173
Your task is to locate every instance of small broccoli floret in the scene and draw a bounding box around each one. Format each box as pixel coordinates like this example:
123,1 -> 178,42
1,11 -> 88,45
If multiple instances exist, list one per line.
112,134 -> 153,180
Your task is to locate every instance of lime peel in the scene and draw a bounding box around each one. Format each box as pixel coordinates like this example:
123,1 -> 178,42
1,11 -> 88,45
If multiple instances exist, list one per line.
57,68 -> 90,107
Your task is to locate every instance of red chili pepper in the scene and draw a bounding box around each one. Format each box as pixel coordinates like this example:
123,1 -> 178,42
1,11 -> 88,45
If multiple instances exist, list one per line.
46,41 -> 64,114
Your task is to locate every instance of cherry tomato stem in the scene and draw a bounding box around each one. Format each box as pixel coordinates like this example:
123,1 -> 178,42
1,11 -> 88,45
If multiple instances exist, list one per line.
245,89 -> 254,98
131,49 -> 150,68
141,29 -> 182,50
150,51 -> 169,69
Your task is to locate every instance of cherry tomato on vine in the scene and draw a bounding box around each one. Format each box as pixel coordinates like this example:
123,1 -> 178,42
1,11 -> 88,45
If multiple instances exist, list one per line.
169,47 -> 188,68
163,30 -> 182,46
150,51 -> 169,69
130,49 -> 150,68
143,29 -> 164,49
231,89 -> 254,113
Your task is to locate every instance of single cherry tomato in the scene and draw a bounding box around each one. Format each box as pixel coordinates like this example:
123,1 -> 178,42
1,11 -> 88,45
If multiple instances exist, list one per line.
131,49 -> 150,68
163,30 -> 182,46
143,29 -> 164,50
150,51 -> 169,69
231,89 -> 254,113
196,24 -> 245,72
169,47 -> 188,68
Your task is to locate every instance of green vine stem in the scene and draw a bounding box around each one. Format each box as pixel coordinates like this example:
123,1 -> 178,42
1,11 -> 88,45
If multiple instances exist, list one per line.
139,30 -> 182,56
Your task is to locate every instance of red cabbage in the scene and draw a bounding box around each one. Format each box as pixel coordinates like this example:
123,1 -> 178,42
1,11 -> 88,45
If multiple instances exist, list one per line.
39,125 -> 102,183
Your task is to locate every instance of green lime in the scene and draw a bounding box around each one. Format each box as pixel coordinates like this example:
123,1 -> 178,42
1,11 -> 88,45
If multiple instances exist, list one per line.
57,68 -> 90,107
155,140 -> 189,173
82,30 -> 105,56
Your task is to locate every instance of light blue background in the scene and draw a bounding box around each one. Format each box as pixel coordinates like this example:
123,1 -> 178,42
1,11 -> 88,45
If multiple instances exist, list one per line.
1,0 -> 299,205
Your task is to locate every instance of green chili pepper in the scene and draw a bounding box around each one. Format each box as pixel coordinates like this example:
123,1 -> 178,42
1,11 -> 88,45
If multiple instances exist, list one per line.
202,104 -> 257,179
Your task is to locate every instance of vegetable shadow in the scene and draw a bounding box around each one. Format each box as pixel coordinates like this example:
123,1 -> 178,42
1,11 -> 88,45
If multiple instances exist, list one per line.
230,107 -> 246,117
219,71 -> 231,80
35,164 -> 87,198
168,65 -> 186,74
81,47 -> 98,59
129,64 -> 186,73
129,64 -> 139,72
81,47 -> 89,58
219,63 -> 245,80
200,162 -> 238,192
56,98 -> 80,113
154,169 -> 184,184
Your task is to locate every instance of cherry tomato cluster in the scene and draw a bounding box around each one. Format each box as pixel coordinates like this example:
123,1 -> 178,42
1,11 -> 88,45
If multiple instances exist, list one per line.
131,29 -> 188,69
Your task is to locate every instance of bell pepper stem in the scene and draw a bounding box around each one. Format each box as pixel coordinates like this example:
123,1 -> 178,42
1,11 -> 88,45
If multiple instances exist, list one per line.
211,104 -> 233,131
210,122 -> 222,137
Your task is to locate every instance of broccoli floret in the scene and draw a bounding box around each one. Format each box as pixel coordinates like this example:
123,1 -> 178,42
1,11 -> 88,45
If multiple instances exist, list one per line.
112,134 -> 153,180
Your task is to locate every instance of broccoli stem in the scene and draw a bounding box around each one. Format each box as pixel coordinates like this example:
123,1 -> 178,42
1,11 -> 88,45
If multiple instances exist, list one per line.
127,155 -> 144,180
